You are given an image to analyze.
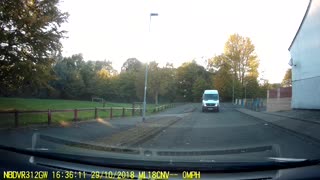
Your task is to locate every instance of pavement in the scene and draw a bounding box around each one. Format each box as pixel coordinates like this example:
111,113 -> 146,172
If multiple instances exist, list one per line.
269,109 -> 320,124
1,103 -> 320,161
237,108 -> 320,143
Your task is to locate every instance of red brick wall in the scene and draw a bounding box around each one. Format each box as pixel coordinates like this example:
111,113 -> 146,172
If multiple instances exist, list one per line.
280,87 -> 292,98
268,89 -> 278,98
267,87 -> 292,112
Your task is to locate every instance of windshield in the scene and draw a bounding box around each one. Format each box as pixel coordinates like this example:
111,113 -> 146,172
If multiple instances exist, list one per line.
203,94 -> 218,101
1,0 -> 320,175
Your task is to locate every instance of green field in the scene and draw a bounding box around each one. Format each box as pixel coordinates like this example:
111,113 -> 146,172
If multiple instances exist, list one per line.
0,98 -> 172,128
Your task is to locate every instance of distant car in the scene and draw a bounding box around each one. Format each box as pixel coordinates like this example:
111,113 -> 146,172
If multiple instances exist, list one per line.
202,90 -> 220,112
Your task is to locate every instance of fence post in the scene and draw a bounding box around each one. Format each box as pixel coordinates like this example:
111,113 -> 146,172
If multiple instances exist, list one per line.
110,107 -> 113,119
122,107 -> 125,117
140,108 -> 142,116
48,109 -> 51,125
95,107 -> 98,119
14,110 -> 18,128
74,109 -> 78,121
132,103 -> 134,116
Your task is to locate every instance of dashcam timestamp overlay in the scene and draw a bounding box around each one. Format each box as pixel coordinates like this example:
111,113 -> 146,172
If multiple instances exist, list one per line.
2,170 -> 201,179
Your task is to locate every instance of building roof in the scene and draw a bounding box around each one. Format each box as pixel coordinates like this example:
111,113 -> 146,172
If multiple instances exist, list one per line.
288,0 -> 312,50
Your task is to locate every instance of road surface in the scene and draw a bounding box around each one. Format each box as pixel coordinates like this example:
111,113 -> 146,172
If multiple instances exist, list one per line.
132,103 -> 320,160
1,103 -> 320,160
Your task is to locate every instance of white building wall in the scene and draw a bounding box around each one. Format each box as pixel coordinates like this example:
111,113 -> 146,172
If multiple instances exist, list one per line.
289,0 -> 320,109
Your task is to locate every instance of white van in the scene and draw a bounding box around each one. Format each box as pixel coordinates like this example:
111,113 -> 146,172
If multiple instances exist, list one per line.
202,90 -> 220,112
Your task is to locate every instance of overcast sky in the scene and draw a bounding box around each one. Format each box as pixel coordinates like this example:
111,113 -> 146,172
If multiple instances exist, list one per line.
59,0 -> 309,83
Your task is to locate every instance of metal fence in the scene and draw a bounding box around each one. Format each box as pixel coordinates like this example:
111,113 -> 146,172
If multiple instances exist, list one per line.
235,98 -> 267,112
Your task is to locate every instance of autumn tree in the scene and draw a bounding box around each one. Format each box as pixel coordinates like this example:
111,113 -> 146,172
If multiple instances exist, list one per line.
209,55 -> 233,100
0,0 -> 68,96
224,33 -> 259,84
208,34 -> 259,99
281,68 -> 292,87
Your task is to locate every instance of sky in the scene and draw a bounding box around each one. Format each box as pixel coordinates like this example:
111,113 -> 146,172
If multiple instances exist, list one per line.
59,0 -> 309,83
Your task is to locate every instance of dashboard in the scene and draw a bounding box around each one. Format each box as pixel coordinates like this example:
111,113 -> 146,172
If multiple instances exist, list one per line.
1,149 -> 320,180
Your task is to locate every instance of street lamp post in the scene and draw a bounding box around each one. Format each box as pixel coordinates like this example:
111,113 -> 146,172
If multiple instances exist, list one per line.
142,13 -> 158,122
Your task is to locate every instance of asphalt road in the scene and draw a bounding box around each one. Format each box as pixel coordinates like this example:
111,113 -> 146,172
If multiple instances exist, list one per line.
1,103 -> 320,160
133,103 -> 320,160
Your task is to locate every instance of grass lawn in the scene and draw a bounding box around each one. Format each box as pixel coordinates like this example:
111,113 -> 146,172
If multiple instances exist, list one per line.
0,98 -> 171,128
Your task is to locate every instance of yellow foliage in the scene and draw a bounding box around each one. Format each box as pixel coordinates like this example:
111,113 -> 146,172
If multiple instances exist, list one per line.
97,69 -> 111,79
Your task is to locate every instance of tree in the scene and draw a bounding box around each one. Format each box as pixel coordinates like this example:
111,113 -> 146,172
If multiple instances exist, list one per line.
208,34 -> 260,100
270,83 -> 281,89
115,72 -> 138,102
53,54 -> 85,99
211,56 -> 233,100
121,58 -> 143,73
281,68 -> 292,87
94,60 -> 117,76
106,58 -> 144,102
79,61 -> 97,98
158,63 -> 177,103
176,60 -> 211,102
258,80 -> 270,98
0,0 -> 68,96
224,33 -> 259,84
243,75 -> 260,98
192,77 -> 211,102
147,61 -> 162,105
